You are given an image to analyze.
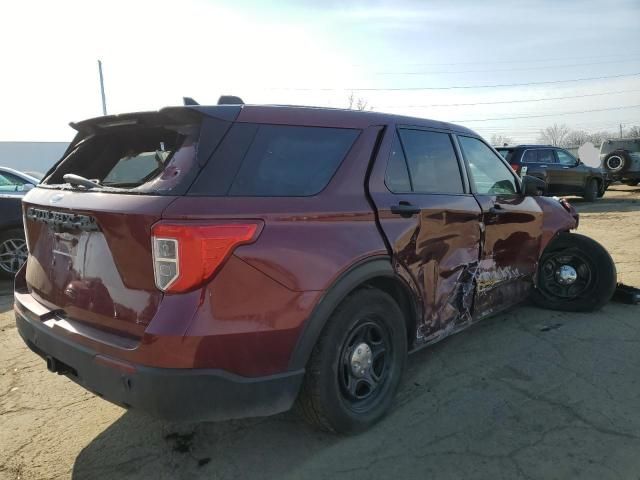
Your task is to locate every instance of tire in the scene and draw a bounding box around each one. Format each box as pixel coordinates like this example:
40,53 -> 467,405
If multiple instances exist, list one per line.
603,150 -> 631,173
597,181 -> 607,197
0,228 -> 28,279
531,233 -> 616,312
582,178 -> 598,202
296,288 -> 407,433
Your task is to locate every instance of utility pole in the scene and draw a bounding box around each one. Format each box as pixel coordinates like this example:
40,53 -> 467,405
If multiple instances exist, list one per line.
620,123 -> 624,139
98,59 -> 107,116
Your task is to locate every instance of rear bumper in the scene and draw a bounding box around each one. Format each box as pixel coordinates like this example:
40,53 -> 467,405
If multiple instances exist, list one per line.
15,305 -> 304,422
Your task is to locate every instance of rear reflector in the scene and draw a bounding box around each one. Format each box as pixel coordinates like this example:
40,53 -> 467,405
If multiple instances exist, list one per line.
151,222 -> 261,293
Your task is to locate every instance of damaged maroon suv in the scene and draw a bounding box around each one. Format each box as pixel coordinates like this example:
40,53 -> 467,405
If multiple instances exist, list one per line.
15,102 -> 616,433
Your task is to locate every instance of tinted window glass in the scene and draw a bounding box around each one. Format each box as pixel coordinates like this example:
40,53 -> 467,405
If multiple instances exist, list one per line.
538,149 -> 555,164
398,129 -> 463,194
458,136 -> 518,195
385,132 -> 411,192
227,125 -> 358,196
556,150 -> 576,166
522,150 -> 538,163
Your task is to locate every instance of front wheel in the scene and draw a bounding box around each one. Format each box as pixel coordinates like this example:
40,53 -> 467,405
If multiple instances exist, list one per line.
296,288 -> 407,433
582,178 -> 599,202
531,233 -> 616,312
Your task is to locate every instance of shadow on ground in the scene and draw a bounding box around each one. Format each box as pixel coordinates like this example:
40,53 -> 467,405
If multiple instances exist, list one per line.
72,303 -> 640,480
567,188 -> 640,214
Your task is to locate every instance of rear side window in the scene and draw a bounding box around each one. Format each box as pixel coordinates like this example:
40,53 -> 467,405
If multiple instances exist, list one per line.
385,132 -> 412,192
190,124 -> 359,196
522,150 -> 538,163
397,129 -> 464,194
496,148 -> 514,162
538,149 -> 556,164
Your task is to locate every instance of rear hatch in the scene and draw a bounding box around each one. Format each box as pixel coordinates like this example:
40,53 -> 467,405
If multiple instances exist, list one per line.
22,107 -> 237,338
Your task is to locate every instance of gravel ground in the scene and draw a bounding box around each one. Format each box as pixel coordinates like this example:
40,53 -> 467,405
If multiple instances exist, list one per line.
1,186 -> 639,480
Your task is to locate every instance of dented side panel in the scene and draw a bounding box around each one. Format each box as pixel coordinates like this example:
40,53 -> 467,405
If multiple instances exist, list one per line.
472,195 -> 543,319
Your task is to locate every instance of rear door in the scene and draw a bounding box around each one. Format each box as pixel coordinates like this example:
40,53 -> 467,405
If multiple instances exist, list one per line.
368,127 -> 483,341
456,135 -> 543,319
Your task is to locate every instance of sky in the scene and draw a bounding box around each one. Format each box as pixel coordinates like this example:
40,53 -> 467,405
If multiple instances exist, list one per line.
1,0 -> 639,143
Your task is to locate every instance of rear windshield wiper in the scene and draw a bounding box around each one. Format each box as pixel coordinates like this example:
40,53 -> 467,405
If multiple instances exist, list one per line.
62,174 -> 101,190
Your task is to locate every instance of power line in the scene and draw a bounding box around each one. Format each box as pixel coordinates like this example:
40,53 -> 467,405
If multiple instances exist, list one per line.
450,104 -> 640,122
378,88 -> 640,108
374,58 -> 640,75
351,52 -> 640,68
267,72 -> 640,91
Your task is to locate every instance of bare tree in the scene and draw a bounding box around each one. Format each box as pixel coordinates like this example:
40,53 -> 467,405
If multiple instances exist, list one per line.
564,130 -> 590,147
626,125 -> 640,138
536,124 -> 571,146
586,130 -> 615,147
490,134 -> 514,146
347,92 -> 373,111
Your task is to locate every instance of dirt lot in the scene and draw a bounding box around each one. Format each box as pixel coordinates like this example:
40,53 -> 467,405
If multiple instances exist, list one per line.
1,186 -> 639,480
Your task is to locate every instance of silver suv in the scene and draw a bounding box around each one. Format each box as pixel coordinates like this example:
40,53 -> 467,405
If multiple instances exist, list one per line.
600,138 -> 640,186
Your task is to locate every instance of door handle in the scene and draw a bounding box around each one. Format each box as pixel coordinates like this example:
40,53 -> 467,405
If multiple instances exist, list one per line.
489,204 -> 507,215
562,166 -> 569,169
539,165 -> 548,168
390,202 -> 420,217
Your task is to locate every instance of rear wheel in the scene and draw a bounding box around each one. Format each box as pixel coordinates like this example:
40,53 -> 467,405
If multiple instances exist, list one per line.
531,233 -> 616,312
0,229 -> 28,279
582,178 -> 599,202
296,288 -> 407,433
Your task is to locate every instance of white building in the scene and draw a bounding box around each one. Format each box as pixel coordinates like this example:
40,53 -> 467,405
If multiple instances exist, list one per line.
0,141 -> 69,176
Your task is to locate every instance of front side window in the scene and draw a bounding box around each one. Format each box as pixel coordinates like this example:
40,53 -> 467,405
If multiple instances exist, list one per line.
0,172 -> 27,192
556,150 -> 577,166
397,129 -> 464,194
458,136 -> 518,195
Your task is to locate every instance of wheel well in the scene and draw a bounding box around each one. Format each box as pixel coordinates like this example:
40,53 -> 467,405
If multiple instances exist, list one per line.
361,276 -> 418,348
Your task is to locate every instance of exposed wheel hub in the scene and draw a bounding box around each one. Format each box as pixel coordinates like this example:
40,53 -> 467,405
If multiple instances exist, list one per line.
555,265 -> 578,285
350,342 -> 372,378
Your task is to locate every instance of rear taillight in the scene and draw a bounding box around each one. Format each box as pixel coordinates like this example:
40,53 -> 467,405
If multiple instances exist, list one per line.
510,163 -> 521,174
151,222 -> 261,293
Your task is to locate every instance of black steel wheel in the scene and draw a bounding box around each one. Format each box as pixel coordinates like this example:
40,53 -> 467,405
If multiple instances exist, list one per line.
296,288 -> 407,433
531,233 -> 616,312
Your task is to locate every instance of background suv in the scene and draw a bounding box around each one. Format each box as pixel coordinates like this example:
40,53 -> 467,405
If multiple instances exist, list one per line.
496,145 -> 606,201
14,103 -> 616,433
600,137 -> 640,186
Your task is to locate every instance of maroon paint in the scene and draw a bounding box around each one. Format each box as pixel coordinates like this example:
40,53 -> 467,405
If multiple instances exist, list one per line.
16,105 -> 580,382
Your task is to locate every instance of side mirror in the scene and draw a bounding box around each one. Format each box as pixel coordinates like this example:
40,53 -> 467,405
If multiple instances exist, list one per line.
521,175 -> 546,196
22,183 -> 34,192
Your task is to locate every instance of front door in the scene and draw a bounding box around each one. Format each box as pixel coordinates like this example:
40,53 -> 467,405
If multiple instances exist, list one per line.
368,127 -> 483,342
456,135 -> 544,319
